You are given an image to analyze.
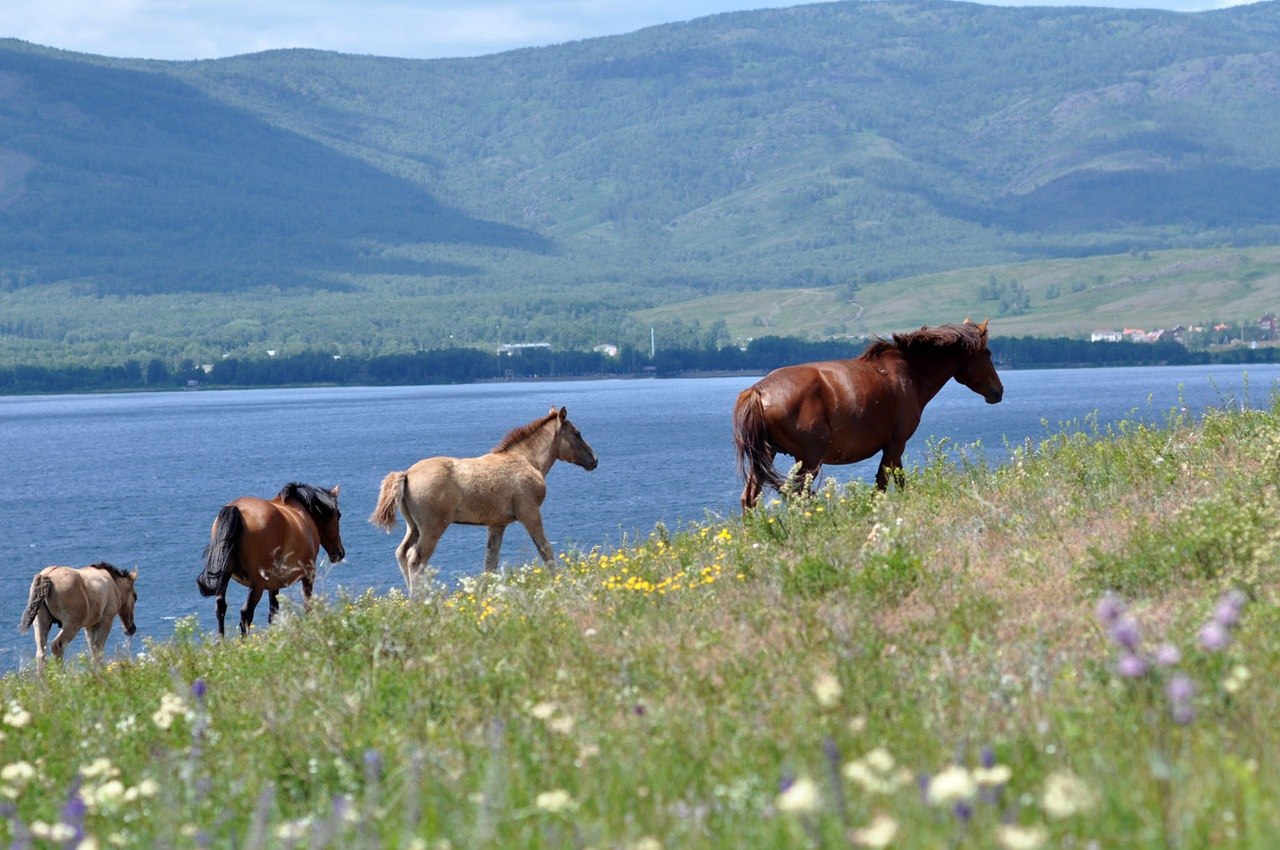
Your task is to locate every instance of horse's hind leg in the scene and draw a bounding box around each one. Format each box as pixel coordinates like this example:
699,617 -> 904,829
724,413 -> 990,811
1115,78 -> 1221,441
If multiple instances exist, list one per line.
394,522 -> 420,591
31,610 -> 53,672
268,590 -> 280,624
484,525 -> 506,573
403,518 -> 447,596
50,622 -> 81,666
240,587 -> 264,636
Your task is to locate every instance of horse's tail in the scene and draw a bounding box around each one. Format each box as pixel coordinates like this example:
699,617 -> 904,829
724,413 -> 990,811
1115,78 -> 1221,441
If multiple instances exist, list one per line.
18,573 -> 52,632
197,504 -> 243,598
733,386 -> 785,497
369,471 -> 407,532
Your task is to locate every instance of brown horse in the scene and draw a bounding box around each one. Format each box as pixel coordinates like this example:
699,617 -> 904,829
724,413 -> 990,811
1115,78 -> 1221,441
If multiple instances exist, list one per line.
19,562 -> 138,671
370,406 -> 598,593
734,319 -> 1004,510
196,482 -> 345,637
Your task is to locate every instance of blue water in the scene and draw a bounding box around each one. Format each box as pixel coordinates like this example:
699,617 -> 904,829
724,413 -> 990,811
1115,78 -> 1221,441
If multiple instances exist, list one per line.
1,364 -> 1277,671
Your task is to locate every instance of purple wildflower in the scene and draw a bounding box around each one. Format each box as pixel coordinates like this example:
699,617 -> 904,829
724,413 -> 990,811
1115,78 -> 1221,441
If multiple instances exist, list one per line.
1199,621 -> 1230,652
953,801 -> 974,822
1166,674 -> 1195,703
1213,589 -> 1248,628
1171,702 -> 1195,725
191,678 -> 207,701
1109,616 -> 1141,652
1154,643 -> 1181,667
980,746 -> 996,770
1095,593 -> 1127,627
1116,652 -> 1148,678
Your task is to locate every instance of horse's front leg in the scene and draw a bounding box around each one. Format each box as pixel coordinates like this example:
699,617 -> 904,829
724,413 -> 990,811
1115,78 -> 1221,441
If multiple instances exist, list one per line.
300,570 -> 315,610
517,510 -> 555,566
87,622 -> 113,665
268,590 -> 280,624
484,525 -> 506,573
240,587 -> 264,637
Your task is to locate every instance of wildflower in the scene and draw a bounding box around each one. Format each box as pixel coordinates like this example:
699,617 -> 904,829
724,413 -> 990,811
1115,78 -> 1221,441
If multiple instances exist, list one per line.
974,763 -> 1013,788
775,776 -> 820,813
124,779 -> 159,802
1109,616 -> 1141,652
812,672 -> 842,708
631,838 -> 662,850
1213,589 -> 1248,628
1040,770 -> 1094,818
535,789 -> 575,814
1116,652 -> 1148,678
151,693 -> 187,730
1095,592 -> 1126,627
276,819 -> 312,841
80,759 -> 117,780
3,703 -> 31,728
996,823 -> 1048,850
1223,665 -> 1251,695
1153,643 -> 1181,667
851,813 -> 899,848
547,715 -> 576,735
1199,622 -> 1230,652
926,765 -> 977,807
844,749 -> 912,794
1,761 -> 36,785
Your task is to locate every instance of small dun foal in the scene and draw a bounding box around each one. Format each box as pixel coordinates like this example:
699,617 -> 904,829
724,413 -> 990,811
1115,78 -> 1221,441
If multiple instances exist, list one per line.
19,562 -> 138,671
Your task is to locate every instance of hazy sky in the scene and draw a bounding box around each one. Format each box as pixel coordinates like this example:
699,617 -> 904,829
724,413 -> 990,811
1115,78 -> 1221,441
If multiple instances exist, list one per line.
4,0 -> 1259,62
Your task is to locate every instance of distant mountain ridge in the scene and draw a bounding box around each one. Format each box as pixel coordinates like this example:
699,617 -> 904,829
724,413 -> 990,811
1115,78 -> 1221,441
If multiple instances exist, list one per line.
1,0 -> 1279,362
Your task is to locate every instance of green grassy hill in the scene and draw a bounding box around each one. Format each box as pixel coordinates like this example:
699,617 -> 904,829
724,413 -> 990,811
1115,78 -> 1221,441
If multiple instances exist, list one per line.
1,400 -> 1278,846
4,0 -> 1280,364
635,245 -> 1280,344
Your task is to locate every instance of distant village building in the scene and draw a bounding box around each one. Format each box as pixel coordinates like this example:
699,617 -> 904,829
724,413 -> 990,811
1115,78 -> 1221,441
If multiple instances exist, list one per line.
497,343 -> 552,356
592,344 -> 619,357
1090,330 -> 1123,342
1261,313 -> 1277,339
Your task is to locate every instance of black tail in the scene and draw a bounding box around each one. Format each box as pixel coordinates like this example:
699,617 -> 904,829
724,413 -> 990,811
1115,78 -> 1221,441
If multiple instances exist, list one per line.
733,387 -> 785,495
197,504 -> 243,598
18,574 -> 51,632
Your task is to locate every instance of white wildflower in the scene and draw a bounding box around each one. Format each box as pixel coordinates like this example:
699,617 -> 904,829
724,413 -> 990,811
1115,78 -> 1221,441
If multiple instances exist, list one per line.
811,672 -> 842,708
852,813 -> 899,848
1040,770 -> 1095,819
926,765 -> 977,806
535,788 -> 576,813
775,776 -> 821,813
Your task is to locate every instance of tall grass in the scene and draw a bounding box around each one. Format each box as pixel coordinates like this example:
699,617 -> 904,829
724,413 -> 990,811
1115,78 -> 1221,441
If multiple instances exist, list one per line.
2,399 -> 1278,848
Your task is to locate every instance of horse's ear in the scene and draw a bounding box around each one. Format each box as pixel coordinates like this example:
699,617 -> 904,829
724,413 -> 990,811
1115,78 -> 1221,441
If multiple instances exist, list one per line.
963,316 -> 973,324
329,485 -> 341,497
978,318 -> 989,334
558,406 -> 568,421
129,568 -> 138,580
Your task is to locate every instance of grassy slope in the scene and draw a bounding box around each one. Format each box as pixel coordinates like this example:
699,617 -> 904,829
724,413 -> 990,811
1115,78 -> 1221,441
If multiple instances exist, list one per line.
1,399 -> 1278,847
634,245 -> 1280,343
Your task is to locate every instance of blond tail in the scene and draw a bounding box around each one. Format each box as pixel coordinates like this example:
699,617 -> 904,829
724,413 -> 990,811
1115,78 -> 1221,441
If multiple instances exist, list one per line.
369,471 -> 408,531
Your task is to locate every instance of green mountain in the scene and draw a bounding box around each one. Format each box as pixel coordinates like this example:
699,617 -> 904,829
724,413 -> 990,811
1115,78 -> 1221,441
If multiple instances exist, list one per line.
3,0 -> 1280,364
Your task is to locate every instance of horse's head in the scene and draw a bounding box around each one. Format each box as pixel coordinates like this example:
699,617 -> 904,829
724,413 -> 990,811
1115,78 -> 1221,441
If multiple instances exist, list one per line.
281,482 -> 347,564
117,569 -> 138,637
553,407 -> 599,471
954,318 -> 1004,404
315,485 -> 347,564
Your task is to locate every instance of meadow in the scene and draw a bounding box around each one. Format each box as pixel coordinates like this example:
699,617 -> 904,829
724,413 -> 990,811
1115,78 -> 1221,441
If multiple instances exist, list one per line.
1,396 -> 1277,848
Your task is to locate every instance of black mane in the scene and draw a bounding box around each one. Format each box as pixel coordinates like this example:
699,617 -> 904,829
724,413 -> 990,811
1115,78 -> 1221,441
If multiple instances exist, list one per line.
862,322 -> 988,361
88,561 -> 132,580
276,482 -> 339,520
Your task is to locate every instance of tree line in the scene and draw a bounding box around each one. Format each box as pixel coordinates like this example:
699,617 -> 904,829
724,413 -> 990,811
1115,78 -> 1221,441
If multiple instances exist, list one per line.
0,336 -> 1273,395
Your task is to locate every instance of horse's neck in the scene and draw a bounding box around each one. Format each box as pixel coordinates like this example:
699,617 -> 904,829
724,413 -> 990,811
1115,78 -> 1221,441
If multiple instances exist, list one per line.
903,350 -> 962,403
503,423 -> 559,474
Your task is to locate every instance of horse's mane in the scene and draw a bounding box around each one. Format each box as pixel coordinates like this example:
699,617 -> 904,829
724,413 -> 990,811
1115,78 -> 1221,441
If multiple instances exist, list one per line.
861,323 -> 988,361
88,562 -> 132,580
277,482 -> 339,520
492,411 -> 559,453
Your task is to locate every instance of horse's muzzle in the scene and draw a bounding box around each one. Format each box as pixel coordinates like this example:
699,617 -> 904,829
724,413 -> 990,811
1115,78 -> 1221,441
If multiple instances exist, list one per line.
985,388 -> 1004,404
124,624 -> 137,636
583,454 -> 599,471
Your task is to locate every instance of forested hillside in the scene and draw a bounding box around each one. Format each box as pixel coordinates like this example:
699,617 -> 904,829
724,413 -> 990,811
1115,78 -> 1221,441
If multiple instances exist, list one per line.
2,0 -> 1280,365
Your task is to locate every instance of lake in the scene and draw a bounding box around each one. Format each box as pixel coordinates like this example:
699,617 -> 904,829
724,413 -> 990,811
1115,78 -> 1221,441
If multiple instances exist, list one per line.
2,363 -> 1278,671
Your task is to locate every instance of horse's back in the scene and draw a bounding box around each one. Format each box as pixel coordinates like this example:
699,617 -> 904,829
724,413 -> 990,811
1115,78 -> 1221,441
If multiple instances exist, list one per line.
34,566 -> 92,626
226,496 -> 321,588
404,451 -> 543,525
